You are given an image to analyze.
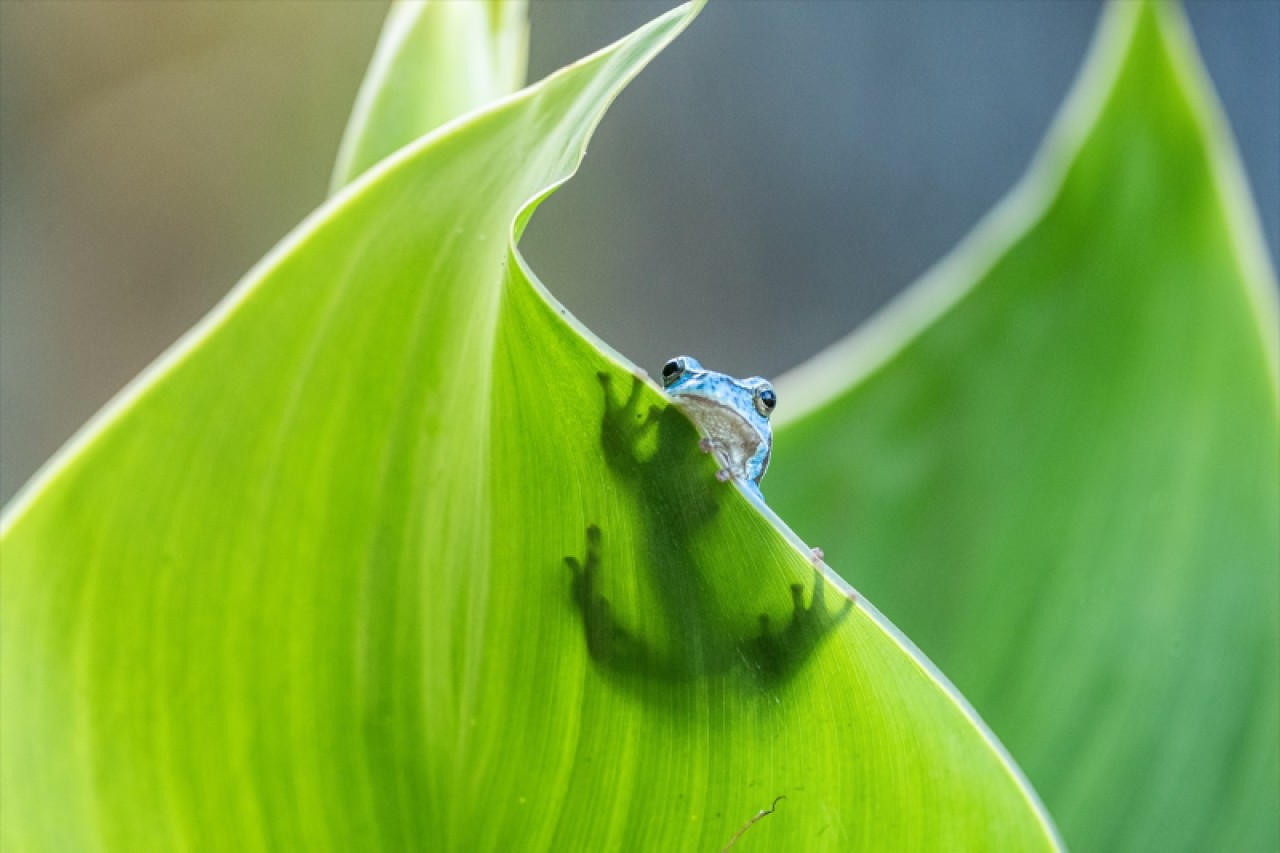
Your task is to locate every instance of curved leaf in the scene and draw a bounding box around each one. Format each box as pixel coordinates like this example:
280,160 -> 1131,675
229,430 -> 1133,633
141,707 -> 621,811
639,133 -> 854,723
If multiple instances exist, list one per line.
330,0 -> 529,192
771,2 -> 1279,849
2,3 -> 1059,850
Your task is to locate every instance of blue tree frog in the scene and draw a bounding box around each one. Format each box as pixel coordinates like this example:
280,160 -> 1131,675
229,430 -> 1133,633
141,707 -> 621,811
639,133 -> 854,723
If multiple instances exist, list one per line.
565,365 -> 850,684
660,356 -> 775,496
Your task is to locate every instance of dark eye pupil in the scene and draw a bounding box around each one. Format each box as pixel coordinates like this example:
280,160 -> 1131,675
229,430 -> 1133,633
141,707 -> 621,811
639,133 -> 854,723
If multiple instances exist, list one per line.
760,389 -> 776,409
661,359 -> 682,386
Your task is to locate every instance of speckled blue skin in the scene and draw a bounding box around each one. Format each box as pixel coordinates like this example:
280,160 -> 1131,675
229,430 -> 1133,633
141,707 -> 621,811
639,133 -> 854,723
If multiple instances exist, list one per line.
662,356 -> 774,495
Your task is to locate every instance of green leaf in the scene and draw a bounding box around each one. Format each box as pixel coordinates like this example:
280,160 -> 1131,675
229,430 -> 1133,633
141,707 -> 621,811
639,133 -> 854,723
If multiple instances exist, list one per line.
1,3 -> 1059,850
770,2 -> 1279,850
329,0 -> 529,192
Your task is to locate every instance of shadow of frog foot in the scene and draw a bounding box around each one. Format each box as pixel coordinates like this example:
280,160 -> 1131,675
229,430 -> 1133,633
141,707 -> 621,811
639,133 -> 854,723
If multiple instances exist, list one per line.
783,567 -> 855,641
598,372 -> 660,475
565,524 -> 652,670
746,568 -> 855,684
565,524 -> 603,611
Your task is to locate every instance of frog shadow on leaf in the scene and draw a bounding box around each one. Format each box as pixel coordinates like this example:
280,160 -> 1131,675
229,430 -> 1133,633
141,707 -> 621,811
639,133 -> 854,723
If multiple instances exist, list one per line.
565,371 -> 851,690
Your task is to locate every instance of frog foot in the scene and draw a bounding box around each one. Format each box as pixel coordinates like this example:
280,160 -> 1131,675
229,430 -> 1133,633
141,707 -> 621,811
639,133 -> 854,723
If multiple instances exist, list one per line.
701,439 -> 735,482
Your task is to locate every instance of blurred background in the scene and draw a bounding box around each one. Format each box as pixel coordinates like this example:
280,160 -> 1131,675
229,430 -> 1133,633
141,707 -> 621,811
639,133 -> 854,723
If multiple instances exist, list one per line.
1,0 -> 1276,504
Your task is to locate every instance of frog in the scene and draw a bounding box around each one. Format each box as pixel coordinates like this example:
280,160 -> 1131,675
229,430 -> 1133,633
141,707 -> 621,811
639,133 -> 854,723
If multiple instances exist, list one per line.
563,365 -> 852,689
659,356 -> 776,496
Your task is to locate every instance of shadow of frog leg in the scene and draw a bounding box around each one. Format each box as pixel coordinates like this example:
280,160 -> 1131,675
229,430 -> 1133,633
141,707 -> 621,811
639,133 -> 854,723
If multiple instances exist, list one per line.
746,568 -> 855,684
598,372 -> 660,478
565,524 -> 675,677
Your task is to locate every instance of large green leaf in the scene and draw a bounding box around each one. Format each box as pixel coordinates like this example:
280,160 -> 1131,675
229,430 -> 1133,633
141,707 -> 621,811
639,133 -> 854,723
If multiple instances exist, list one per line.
771,2 -> 1279,850
1,3 -> 1058,851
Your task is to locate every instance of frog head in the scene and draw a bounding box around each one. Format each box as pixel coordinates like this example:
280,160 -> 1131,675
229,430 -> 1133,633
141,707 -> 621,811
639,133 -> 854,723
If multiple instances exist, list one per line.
660,356 -> 775,490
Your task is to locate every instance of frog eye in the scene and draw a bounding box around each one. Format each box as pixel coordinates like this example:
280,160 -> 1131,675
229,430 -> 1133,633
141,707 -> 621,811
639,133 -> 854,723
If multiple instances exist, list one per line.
754,385 -> 777,417
661,357 -> 689,388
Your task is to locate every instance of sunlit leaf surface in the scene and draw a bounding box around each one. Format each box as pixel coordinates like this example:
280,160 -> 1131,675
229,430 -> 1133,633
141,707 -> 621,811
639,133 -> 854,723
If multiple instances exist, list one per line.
330,0 -> 529,192
771,2 -> 1279,850
1,3 -> 1058,850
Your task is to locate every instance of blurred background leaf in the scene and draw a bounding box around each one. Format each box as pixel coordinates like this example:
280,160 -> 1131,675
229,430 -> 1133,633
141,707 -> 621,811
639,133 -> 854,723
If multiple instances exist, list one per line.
3,1 -> 1275,506
1,3 -> 1062,850
770,1 -> 1279,849
330,0 -> 528,191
